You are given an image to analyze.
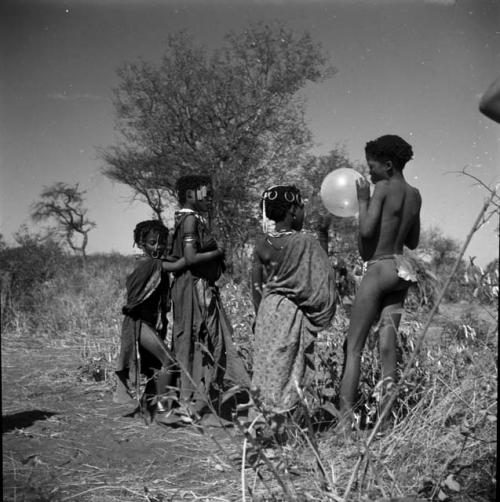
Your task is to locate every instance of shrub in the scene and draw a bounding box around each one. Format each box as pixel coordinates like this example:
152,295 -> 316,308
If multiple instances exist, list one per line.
1,249 -> 133,347
0,233 -> 67,329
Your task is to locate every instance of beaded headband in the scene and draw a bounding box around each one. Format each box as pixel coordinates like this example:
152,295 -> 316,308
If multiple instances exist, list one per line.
261,185 -> 303,206
261,185 -> 303,232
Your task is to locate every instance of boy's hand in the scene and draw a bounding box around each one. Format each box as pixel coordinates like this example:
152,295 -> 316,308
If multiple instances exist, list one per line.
356,177 -> 371,202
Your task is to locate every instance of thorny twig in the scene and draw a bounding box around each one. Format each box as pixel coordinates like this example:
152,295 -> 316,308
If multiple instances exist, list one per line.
452,168 -> 499,198
449,168 -> 500,231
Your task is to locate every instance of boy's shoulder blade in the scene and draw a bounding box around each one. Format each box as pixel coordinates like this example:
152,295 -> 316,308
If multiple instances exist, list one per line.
375,179 -> 391,193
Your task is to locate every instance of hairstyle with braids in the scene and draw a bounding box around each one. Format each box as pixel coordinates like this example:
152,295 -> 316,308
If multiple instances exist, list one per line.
133,220 -> 169,249
261,185 -> 303,222
365,135 -> 414,171
175,175 -> 212,204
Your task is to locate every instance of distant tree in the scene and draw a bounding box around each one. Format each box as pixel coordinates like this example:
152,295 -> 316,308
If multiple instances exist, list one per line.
419,227 -> 461,274
0,234 -> 7,252
31,182 -> 96,260
101,22 -> 334,260
417,226 -> 468,302
0,225 -> 65,325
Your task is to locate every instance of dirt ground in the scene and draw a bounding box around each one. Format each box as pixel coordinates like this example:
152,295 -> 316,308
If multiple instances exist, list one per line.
2,301 -> 496,501
2,337 -> 245,502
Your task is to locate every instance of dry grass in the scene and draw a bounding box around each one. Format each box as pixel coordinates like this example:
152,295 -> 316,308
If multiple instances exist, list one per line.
2,253 -> 497,501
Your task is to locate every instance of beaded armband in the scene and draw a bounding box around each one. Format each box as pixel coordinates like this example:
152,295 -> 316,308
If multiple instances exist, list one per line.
183,232 -> 197,244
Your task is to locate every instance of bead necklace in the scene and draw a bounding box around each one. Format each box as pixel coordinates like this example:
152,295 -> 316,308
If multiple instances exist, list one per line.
265,229 -> 295,250
268,231 -> 294,238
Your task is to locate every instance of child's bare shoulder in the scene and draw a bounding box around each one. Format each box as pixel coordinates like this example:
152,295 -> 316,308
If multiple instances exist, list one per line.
406,182 -> 422,200
373,179 -> 391,198
376,179 -> 391,191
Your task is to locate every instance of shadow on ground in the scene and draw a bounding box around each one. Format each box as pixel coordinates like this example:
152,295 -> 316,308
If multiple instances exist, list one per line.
2,410 -> 57,433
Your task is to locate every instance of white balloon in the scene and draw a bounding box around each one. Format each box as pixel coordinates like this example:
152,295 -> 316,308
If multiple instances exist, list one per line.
320,168 -> 364,217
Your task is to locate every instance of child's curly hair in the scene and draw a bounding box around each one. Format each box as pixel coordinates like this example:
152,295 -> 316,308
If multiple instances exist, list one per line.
133,220 -> 168,248
365,135 -> 413,170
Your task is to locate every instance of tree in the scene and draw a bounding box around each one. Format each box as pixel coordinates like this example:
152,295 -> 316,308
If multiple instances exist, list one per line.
101,23 -> 334,261
1,225 -> 66,326
0,234 -> 7,252
416,226 -> 470,302
418,227 -> 461,274
31,182 -> 96,260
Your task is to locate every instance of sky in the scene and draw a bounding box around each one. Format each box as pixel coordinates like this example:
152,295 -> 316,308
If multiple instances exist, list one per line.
1,0 -> 499,266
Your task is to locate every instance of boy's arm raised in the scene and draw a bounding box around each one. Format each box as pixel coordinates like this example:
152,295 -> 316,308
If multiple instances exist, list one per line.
357,179 -> 387,239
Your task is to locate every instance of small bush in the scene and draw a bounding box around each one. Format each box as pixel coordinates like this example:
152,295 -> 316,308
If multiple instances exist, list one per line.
2,250 -> 133,346
0,235 -> 67,329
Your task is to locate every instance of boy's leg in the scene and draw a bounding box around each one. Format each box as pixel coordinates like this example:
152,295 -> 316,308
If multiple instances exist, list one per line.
338,270 -> 383,418
378,289 -> 406,388
338,261 -> 404,420
377,289 -> 406,423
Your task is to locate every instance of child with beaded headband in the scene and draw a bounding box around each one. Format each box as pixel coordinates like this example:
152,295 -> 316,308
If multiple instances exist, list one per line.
261,185 -> 304,234
114,220 -> 186,424
251,184 -> 336,433
167,174 -> 250,425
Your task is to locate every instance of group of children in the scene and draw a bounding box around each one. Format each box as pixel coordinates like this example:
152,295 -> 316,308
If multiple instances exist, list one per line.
114,175 -> 249,425
114,134 -> 422,433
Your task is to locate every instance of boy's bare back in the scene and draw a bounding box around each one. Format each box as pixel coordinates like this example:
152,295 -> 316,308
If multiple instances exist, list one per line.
358,177 -> 421,261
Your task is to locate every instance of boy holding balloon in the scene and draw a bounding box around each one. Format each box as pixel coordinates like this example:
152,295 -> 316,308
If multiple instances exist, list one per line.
337,135 -> 421,431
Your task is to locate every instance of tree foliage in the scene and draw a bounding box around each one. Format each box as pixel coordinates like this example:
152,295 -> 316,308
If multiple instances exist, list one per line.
101,23 -> 334,257
0,226 -> 66,325
0,234 -> 7,252
418,226 -> 461,273
416,227 -> 490,303
31,182 -> 96,259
